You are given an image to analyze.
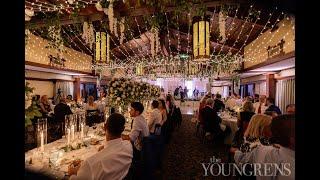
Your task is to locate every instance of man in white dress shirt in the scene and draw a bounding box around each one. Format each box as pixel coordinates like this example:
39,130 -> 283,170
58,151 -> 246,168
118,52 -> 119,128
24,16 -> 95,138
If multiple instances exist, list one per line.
148,100 -> 162,134
68,113 -> 133,180
253,95 -> 267,114
226,94 -> 237,109
122,102 -> 149,153
234,114 -> 295,180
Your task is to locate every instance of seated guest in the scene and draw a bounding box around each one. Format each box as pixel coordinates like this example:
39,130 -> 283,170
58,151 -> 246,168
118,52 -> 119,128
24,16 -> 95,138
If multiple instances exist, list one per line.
242,96 -> 253,105
264,111 -> 278,118
165,94 -> 175,118
69,113 -> 133,180
200,98 -> 229,142
48,97 -> 55,110
253,94 -> 259,103
158,99 -> 168,126
234,114 -> 294,180
54,88 -> 64,105
243,114 -> 272,142
265,97 -> 282,115
232,101 -> 255,148
39,95 -> 52,117
253,95 -> 267,114
198,94 -> 210,125
54,97 -> 73,123
122,102 -> 149,160
147,100 -> 162,134
66,95 -> 73,103
269,114 -> 295,180
235,94 -> 242,106
213,93 -> 225,112
85,96 -> 101,125
286,104 -> 295,114
53,97 -> 72,138
231,114 -> 272,152
232,114 -> 272,156
225,94 -> 236,110
85,96 -> 98,111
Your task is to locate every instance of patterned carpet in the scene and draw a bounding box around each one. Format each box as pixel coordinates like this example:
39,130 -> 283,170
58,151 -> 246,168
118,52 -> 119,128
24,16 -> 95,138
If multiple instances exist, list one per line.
160,114 -> 236,180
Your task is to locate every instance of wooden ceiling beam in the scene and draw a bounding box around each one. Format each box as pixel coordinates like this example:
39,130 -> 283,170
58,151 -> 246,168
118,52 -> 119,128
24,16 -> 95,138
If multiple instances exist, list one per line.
26,13 -> 105,28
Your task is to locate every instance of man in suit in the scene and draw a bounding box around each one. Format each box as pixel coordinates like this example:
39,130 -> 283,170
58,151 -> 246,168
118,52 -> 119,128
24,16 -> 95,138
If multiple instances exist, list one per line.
200,98 -> 228,142
213,93 -> 225,112
54,97 -> 73,138
265,97 -> 282,115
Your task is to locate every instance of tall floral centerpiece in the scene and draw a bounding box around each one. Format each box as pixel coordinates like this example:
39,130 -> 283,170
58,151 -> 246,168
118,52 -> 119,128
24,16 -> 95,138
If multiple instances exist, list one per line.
25,82 -> 42,127
107,78 -> 160,111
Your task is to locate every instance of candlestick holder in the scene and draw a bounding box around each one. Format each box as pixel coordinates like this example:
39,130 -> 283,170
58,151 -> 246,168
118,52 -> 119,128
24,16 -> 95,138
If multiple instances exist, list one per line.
36,118 -> 47,152
77,112 -> 86,142
65,114 -> 76,147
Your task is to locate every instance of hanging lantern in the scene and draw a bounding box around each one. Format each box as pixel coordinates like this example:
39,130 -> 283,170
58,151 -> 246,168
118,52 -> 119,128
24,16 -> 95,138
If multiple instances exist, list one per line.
95,32 -> 110,64
193,16 -> 210,62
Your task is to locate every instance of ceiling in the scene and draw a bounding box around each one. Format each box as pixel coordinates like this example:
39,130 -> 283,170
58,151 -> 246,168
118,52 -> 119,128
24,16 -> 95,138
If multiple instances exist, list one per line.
25,0 -> 293,60
249,57 -> 295,72
240,57 -> 295,78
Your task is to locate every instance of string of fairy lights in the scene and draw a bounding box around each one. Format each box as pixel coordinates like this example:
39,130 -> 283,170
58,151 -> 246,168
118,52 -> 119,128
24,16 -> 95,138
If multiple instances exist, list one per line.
244,11 -> 284,58
245,17 -> 294,63
25,0 -> 99,12
25,2 -> 295,78
27,30 -> 92,72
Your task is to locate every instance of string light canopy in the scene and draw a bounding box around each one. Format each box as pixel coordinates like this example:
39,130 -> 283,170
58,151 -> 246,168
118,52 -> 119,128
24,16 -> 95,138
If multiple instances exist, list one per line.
25,0 -> 294,79
193,16 -> 210,62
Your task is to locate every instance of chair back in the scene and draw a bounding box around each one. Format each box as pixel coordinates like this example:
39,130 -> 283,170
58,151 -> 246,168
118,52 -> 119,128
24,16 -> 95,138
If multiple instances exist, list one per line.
154,123 -> 162,135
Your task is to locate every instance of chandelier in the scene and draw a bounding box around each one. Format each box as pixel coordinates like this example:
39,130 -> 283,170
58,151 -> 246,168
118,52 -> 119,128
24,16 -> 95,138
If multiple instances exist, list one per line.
193,16 -> 210,62
95,31 -> 110,64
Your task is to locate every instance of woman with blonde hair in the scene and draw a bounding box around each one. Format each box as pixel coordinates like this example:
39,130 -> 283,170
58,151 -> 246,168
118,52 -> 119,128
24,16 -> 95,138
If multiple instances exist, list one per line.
40,95 -> 52,117
230,114 -> 272,155
85,96 -> 99,126
243,114 -> 272,141
85,96 -> 98,111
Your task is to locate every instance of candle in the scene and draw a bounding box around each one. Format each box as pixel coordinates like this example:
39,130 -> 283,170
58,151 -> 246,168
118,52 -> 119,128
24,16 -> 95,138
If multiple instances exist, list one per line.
40,131 -> 44,151
80,124 -> 84,139
67,128 -> 71,146
71,125 -> 75,141
119,106 -> 122,114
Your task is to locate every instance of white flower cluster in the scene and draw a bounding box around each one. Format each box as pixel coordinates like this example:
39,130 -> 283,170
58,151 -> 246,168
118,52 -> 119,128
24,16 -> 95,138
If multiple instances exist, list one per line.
25,82 -> 33,110
25,8 -> 34,21
82,22 -> 95,49
107,78 -> 161,107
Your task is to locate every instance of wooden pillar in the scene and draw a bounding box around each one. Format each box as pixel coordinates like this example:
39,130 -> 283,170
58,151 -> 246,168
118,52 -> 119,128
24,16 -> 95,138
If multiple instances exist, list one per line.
74,77 -> 81,102
266,74 -> 276,99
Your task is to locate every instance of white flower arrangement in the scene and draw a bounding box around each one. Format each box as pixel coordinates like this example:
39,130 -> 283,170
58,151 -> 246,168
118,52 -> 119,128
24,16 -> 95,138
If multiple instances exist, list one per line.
107,77 -> 160,108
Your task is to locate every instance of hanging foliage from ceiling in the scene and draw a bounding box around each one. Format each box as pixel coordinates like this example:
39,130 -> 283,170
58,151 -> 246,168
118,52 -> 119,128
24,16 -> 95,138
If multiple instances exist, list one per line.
46,25 -> 66,60
82,22 -> 95,49
25,8 -> 34,21
120,17 -> 125,44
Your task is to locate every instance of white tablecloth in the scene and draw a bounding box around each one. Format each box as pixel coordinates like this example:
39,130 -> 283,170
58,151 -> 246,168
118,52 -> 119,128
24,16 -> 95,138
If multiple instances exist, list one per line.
220,113 -> 238,145
25,121 -> 132,179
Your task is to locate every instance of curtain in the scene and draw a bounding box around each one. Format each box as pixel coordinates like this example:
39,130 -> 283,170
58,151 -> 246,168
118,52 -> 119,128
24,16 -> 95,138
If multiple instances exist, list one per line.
275,78 -> 295,113
248,84 -> 254,97
223,86 -> 229,98
55,81 -> 74,98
